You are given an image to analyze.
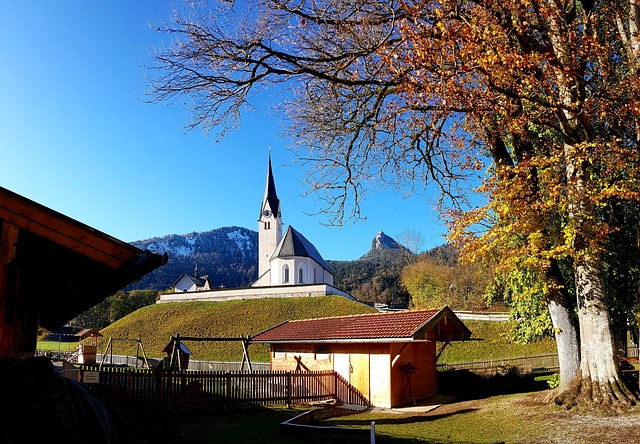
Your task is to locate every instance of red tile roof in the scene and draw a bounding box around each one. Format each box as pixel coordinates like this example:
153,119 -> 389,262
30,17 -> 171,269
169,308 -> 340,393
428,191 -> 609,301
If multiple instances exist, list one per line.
251,307 -> 471,343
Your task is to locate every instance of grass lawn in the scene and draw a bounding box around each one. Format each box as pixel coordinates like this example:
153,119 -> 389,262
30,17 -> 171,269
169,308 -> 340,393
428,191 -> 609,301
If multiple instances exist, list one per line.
128,405 -> 364,444
437,320 -> 557,364
36,340 -> 77,352
126,391 -> 640,444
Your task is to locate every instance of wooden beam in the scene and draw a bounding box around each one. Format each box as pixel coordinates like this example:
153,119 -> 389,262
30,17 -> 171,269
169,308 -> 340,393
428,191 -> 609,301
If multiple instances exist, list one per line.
0,189 -> 137,268
0,222 -> 18,357
435,340 -> 451,361
391,343 -> 411,367
0,222 -> 18,265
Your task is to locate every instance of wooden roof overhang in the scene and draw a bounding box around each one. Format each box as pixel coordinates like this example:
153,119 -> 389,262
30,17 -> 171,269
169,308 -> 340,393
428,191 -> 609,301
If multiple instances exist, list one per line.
0,186 -> 167,354
250,306 -> 472,345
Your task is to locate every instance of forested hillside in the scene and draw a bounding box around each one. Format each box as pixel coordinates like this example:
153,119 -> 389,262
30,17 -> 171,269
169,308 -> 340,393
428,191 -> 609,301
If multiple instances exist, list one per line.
329,236 -> 460,307
127,226 -> 258,291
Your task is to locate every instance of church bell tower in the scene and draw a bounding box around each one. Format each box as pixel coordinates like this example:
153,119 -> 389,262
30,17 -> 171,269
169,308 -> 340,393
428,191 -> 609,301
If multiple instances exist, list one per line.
258,154 -> 282,279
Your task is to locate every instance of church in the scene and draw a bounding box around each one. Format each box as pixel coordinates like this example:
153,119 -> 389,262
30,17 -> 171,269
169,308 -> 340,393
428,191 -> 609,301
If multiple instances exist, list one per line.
157,156 -> 353,304
252,156 -> 335,288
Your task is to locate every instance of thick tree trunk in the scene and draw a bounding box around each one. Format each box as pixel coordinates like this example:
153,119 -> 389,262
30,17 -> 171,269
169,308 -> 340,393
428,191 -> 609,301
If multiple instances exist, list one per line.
546,262 -> 580,393
556,254 -> 637,411
556,126 -> 637,409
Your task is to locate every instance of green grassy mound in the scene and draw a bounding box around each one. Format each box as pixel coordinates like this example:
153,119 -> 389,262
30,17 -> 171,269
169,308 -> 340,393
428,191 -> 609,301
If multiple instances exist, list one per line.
438,320 -> 557,363
98,299 -> 556,364
99,297 -> 377,362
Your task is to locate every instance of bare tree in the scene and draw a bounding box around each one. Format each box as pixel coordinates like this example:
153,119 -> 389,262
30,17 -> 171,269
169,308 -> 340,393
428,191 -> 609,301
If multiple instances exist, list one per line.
147,0 -> 470,226
396,229 -> 425,263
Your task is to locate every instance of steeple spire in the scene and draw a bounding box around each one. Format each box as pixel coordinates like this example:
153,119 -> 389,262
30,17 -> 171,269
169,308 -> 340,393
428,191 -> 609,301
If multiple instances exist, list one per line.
260,152 -> 280,219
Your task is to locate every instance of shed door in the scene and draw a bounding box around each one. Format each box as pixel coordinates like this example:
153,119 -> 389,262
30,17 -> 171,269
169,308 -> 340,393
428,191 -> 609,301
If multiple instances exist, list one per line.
349,352 -> 370,400
334,349 -> 371,402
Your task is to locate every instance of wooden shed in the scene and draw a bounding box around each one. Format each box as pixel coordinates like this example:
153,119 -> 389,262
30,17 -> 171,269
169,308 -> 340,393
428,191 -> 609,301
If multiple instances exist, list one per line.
75,328 -> 103,364
162,338 -> 193,370
251,307 -> 472,408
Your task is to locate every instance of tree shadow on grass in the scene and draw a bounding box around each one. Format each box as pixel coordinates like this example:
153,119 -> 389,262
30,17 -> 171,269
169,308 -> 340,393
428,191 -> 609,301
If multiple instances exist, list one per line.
437,367 -> 552,400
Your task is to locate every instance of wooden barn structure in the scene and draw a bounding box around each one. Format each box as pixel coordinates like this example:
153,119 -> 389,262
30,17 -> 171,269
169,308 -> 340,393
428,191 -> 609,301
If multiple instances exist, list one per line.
76,328 -> 103,364
0,185 -> 167,358
251,307 -> 472,408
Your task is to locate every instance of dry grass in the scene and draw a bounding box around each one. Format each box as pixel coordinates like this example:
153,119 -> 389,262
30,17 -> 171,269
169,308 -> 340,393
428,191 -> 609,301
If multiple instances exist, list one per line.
318,391 -> 640,443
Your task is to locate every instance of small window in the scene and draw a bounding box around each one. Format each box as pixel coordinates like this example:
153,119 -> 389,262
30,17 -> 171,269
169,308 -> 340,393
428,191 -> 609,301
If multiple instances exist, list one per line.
274,346 -> 285,359
315,347 -> 330,360
283,264 -> 290,283
313,268 -> 317,283
298,265 -> 305,283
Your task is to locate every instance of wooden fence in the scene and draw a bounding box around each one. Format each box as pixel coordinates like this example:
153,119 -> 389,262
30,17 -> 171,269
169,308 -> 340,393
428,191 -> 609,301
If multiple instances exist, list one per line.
78,366 -> 369,412
439,348 -> 640,374
437,353 -> 560,373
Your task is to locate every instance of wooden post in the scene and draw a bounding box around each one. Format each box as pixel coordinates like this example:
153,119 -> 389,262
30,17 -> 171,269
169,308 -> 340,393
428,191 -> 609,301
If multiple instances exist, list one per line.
240,334 -> 253,372
226,372 -> 231,409
287,371 -> 292,408
0,222 -> 18,357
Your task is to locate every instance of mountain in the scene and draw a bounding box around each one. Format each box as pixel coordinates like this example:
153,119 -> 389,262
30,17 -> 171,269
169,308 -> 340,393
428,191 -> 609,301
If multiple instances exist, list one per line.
328,231 -> 415,307
126,226 -> 258,291
360,231 -> 409,259
125,227 -> 421,309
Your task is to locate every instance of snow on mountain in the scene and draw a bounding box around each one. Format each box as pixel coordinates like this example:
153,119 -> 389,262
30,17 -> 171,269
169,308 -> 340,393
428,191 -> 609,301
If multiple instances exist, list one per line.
128,226 -> 258,291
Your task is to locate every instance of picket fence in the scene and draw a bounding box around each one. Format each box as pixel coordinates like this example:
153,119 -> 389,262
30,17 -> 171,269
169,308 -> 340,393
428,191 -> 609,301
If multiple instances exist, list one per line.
77,365 -> 369,412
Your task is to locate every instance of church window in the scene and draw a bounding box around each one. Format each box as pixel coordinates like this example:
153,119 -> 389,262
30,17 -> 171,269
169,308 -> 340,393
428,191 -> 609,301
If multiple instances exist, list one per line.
264,221 -> 271,229
283,264 -> 290,283
298,265 -> 305,283
313,268 -> 317,283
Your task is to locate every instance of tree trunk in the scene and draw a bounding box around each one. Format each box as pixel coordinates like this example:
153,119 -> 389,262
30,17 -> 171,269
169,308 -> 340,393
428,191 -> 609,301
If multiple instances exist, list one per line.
546,262 -> 580,394
556,254 -> 637,411
556,127 -> 637,409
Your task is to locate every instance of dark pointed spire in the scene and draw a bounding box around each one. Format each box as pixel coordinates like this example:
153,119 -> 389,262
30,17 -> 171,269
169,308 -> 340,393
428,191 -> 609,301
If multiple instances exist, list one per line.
261,151 -> 280,218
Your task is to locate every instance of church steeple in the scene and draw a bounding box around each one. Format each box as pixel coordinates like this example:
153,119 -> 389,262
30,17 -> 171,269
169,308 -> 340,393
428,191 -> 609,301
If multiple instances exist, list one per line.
260,153 -> 280,219
257,152 -> 283,280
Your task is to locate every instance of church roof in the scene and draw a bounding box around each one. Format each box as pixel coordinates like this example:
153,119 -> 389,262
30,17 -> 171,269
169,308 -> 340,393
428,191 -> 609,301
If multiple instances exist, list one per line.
170,273 -> 210,289
260,155 -> 280,218
272,226 -> 330,271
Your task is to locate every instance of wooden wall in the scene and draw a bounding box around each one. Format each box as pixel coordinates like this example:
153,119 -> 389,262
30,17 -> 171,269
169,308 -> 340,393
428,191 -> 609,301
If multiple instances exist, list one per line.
269,341 -> 438,408
390,341 -> 437,407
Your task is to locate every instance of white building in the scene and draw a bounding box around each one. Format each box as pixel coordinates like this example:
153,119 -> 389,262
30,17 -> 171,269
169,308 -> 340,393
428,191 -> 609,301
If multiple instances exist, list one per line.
170,265 -> 212,292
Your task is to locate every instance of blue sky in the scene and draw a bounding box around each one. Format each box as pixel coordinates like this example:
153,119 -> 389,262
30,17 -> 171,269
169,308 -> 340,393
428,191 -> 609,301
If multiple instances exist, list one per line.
0,1 -> 450,261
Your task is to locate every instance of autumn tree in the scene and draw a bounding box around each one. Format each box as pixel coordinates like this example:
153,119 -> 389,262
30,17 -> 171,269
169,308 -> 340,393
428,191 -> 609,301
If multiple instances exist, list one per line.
402,255 -> 491,309
148,0 -> 640,410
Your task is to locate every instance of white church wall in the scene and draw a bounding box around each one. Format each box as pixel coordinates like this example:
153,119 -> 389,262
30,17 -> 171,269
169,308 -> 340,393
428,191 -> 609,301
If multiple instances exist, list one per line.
157,283 -> 356,303
269,257 -> 334,286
